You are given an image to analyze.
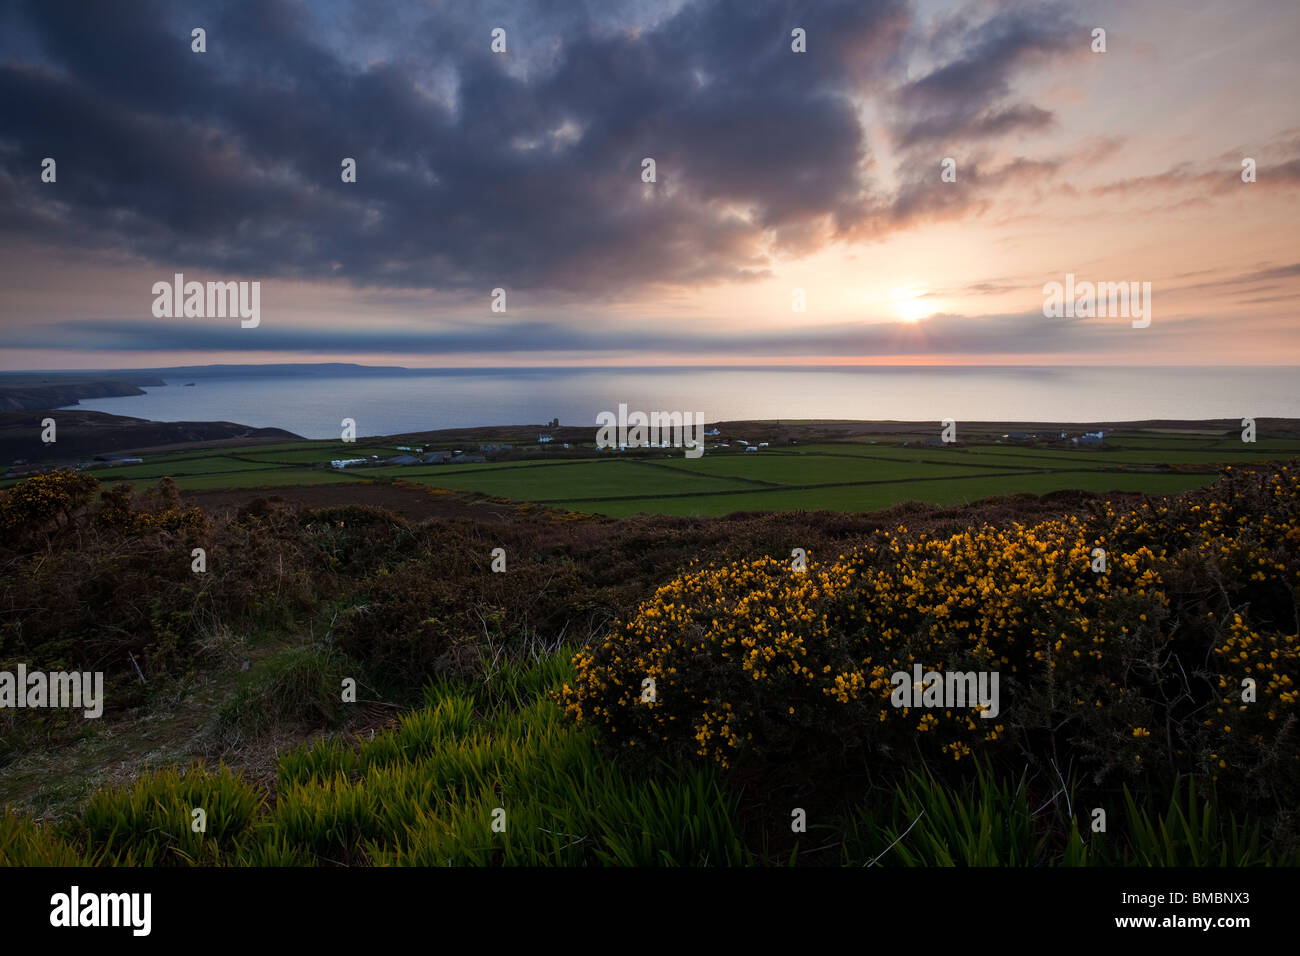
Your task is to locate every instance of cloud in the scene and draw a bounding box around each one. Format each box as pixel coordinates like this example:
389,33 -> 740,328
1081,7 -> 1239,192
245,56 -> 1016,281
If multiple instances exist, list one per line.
1165,262 -> 1300,296
896,102 -> 1055,149
890,2 -> 1081,149
0,0 -> 1084,298
0,0 -> 909,294
874,152 -> 1061,233
1090,157 -> 1300,198
21,309 -> 1177,358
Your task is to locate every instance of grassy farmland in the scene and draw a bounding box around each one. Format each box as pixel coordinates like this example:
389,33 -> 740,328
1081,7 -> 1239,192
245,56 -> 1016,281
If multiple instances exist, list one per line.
9,426 -> 1300,516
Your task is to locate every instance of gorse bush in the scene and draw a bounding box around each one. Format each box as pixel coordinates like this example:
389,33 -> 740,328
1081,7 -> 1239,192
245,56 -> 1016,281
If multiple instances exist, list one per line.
95,478 -> 209,536
561,463 -> 1300,813
0,469 -> 98,542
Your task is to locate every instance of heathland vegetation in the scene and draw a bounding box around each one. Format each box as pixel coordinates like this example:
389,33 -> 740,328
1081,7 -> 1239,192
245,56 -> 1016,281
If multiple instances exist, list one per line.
1,442 -> 1298,865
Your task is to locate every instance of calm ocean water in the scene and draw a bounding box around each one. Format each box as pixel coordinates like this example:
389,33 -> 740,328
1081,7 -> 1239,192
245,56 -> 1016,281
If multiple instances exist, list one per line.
68,367 -> 1300,440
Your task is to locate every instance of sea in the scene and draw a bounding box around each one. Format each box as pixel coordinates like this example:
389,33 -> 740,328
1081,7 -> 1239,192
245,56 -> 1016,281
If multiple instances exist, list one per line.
65,366 -> 1300,440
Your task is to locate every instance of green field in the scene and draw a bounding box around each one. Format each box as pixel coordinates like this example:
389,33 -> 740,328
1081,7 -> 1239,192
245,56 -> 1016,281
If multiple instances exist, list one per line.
577,471 -> 1215,517
650,453 -> 1016,483
8,432 -> 1300,516
375,459 -> 756,499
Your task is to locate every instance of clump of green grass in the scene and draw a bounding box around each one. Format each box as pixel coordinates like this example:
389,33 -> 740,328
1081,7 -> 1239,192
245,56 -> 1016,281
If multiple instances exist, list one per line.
839,760 -> 1050,866
271,652 -> 750,865
835,761 -> 1287,866
0,811 -> 91,866
1117,779 -> 1275,866
278,737 -> 360,787
78,764 -> 264,865
360,705 -> 751,866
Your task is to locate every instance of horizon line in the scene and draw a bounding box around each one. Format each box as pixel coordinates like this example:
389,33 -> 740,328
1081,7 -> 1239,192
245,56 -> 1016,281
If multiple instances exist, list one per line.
6,362 -> 1300,375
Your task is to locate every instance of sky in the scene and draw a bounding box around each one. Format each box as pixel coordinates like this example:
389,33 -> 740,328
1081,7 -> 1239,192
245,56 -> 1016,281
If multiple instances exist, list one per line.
1,0 -> 1297,370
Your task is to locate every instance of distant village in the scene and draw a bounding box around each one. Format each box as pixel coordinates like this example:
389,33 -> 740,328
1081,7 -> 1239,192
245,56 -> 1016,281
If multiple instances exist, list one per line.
330,426 -> 781,469
901,429 -> 1106,449
329,444 -> 528,468
3,424 -> 1111,480
331,427 -> 1109,470
5,452 -> 146,476
1008,429 -> 1106,447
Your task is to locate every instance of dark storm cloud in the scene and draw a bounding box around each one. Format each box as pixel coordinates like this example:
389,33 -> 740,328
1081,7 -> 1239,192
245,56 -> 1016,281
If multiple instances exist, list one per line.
0,0 -> 1072,295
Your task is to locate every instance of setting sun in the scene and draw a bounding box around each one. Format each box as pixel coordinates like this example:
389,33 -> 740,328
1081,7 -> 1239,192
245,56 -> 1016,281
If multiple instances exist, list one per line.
892,287 -> 931,323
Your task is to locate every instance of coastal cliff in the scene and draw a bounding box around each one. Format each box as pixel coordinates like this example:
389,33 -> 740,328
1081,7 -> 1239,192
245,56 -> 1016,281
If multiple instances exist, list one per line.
0,378 -> 166,412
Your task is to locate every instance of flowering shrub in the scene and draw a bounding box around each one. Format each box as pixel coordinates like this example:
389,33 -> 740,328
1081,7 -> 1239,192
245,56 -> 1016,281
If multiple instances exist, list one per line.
0,470 -> 98,540
0,472 -> 208,546
95,478 -> 209,536
561,464 -> 1300,802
